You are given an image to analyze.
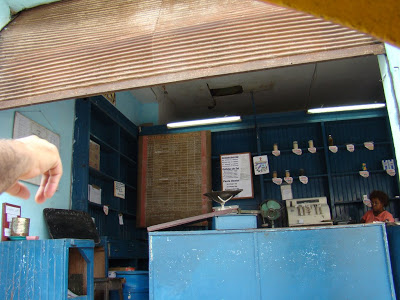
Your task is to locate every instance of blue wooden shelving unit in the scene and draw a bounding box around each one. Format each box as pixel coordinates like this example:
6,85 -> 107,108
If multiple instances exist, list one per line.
72,96 -> 148,271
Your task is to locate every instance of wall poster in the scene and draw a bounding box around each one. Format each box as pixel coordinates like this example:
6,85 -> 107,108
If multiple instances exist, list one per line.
220,152 -> 253,199
13,112 -> 60,186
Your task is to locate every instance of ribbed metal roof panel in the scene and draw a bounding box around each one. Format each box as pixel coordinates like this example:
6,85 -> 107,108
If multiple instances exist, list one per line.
0,0 -> 384,109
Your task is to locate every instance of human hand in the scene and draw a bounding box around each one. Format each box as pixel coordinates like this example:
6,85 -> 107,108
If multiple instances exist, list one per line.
5,135 -> 63,203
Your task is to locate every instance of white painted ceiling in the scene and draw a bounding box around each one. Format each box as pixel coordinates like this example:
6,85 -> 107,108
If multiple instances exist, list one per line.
130,55 -> 384,124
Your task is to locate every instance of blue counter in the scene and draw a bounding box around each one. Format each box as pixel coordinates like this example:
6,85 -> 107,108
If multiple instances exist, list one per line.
0,239 -> 94,300
149,224 -> 396,300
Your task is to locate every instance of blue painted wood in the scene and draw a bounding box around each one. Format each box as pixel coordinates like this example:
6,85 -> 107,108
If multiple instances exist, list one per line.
251,92 -> 265,203
386,225 -> 400,300
149,224 -> 396,300
72,98 -> 91,211
72,97 -> 148,271
321,121 -> 336,218
91,95 -> 139,137
212,215 -> 257,230
0,239 -> 94,300
140,108 -> 398,223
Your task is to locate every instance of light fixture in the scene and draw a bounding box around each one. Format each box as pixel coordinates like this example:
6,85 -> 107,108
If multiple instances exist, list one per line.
167,116 -> 241,128
307,103 -> 386,114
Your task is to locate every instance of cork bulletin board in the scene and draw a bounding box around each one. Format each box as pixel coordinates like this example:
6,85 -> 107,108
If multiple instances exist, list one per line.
137,131 -> 212,227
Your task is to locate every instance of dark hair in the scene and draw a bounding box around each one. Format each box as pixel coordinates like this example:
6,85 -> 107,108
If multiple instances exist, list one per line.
369,190 -> 389,207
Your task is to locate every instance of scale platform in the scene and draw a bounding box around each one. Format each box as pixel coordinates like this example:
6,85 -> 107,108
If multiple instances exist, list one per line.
212,214 -> 257,230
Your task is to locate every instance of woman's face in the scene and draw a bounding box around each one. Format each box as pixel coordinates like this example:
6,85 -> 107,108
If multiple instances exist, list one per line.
371,197 -> 384,213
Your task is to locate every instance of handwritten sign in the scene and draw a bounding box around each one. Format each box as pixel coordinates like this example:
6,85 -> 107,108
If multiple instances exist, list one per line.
2,203 -> 21,241
114,181 -> 125,199
253,155 -> 270,175
220,153 -> 253,199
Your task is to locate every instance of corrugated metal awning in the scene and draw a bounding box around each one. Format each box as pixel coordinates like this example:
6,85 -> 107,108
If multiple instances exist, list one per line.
0,0 -> 384,109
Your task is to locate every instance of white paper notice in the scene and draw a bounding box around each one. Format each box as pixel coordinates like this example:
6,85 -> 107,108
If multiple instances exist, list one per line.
114,181 -> 125,199
253,155 -> 270,175
119,214 -> 124,225
281,184 -> 293,200
6,206 -> 20,216
346,144 -> 355,152
272,178 -> 283,185
364,141 -> 374,150
103,206 -> 109,215
88,185 -> 102,205
221,153 -> 253,198
329,146 -> 338,153
7,214 -> 17,223
4,228 -> 11,237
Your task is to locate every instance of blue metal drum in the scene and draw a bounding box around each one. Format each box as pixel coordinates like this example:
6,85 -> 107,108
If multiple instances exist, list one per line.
111,271 -> 149,300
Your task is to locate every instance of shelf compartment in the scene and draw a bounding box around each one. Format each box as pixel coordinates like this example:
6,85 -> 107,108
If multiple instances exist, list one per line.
89,167 -> 118,182
90,133 -> 119,153
88,202 -> 136,217
120,156 -> 137,187
120,128 -> 138,160
90,105 -> 119,149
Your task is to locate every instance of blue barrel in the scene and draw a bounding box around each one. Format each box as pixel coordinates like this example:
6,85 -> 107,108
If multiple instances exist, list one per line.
110,271 -> 149,300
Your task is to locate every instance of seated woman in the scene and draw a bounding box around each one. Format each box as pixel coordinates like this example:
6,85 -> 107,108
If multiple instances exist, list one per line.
361,190 -> 394,223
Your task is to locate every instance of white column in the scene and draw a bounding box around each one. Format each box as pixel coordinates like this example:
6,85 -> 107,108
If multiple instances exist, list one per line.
378,44 -> 400,180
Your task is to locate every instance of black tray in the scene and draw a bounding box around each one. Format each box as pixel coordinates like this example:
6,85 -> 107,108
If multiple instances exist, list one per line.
43,208 -> 100,244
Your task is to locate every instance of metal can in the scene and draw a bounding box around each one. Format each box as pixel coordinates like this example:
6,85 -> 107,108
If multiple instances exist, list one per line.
308,140 -> 314,148
11,217 -> 30,237
293,141 -> 298,149
273,143 -> 278,151
362,163 -> 367,171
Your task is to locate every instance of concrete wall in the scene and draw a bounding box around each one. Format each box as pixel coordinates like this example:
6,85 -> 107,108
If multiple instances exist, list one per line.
116,91 -> 159,126
0,99 -> 75,239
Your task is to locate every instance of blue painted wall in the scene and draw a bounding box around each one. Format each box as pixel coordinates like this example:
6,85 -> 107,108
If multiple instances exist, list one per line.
116,91 -> 159,126
141,109 -> 399,224
0,0 -> 61,30
0,100 -> 75,239
0,0 -> 10,30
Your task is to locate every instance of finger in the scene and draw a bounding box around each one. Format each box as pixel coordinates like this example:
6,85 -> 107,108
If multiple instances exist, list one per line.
6,181 -> 31,200
35,173 -> 49,204
44,163 -> 63,199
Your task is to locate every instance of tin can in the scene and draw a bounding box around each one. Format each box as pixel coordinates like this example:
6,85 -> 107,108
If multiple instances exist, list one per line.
308,140 -> 314,148
362,163 -> 367,171
11,217 -> 30,237
293,141 -> 298,149
328,135 -> 334,146
273,143 -> 278,151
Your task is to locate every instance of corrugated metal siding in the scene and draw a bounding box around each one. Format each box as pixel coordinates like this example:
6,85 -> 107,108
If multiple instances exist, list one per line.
0,0 -> 384,109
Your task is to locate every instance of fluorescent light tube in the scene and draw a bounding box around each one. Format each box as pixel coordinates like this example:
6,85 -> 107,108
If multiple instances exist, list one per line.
167,116 -> 241,128
307,103 -> 386,114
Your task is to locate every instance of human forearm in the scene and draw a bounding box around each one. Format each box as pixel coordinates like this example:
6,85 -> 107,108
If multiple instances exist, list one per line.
0,135 -> 62,203
0,139 -> 31,193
